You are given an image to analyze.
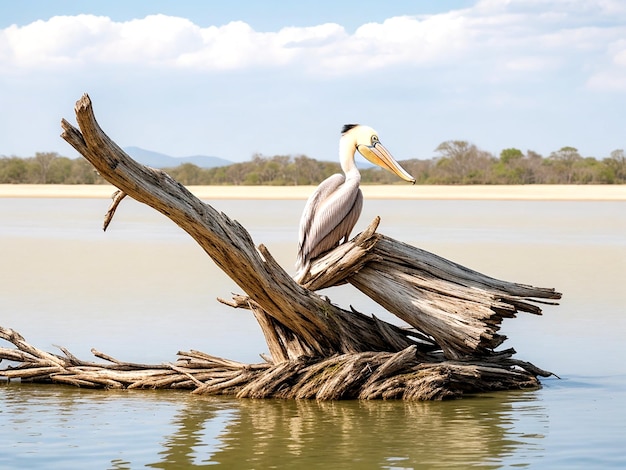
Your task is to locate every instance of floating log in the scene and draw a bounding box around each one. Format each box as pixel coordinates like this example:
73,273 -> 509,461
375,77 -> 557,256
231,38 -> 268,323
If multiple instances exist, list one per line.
0,327 -> 547,400
0,94 -> 561,399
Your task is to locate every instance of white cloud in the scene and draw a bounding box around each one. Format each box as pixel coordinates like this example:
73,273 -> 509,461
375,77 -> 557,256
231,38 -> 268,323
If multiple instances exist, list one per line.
177,21 -> 304,70
332,13 -> 471,69
279,23 -> 346,48
611,40 -> 626,66
1,1 -> 625,163
1,2 -> 625,87
587,39 -> 626,91
3,14 -> 113,66
104,15 -> 203,64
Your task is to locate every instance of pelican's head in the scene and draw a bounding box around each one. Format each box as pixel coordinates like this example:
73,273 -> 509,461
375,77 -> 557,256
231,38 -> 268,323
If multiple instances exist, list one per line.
342,124 -> 416,184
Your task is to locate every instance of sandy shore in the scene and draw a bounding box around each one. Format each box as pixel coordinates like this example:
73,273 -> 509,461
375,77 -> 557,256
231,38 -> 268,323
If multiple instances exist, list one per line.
1,184 -> 625,200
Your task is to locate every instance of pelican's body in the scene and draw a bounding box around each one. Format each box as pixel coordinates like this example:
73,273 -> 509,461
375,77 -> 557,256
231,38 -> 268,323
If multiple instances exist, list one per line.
295,124 -> 415,279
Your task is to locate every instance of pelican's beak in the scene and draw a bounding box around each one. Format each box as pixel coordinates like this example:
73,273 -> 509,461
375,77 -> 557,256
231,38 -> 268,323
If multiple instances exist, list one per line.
357,142 -> 416,184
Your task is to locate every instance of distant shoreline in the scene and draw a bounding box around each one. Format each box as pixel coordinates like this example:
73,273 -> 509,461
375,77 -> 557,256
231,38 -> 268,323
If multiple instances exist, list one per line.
1,184 -> 625,201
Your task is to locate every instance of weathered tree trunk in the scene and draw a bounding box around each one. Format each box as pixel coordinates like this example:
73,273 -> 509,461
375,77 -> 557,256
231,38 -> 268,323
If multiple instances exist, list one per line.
0,94 -> 561,399
296,222 -> 560,360
58,94 -> 445,361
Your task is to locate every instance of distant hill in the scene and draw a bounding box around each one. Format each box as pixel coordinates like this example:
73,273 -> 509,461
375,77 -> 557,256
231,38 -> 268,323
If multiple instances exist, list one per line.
124,146 -> 233,169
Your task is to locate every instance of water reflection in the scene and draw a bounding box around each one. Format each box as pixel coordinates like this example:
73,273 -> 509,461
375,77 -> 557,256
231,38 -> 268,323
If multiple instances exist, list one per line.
0,383 -> 546,469
154,391 -> 546,469
153,396 -> 235,468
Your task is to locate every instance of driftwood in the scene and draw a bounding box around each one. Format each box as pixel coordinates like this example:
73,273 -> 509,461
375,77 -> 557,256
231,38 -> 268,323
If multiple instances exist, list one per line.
0,94 -> 561,400
0,327 -> 546,400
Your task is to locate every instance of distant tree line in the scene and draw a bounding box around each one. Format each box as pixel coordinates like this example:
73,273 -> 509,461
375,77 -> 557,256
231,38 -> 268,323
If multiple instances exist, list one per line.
0,152 -> 102,184
2,143 -> 625,185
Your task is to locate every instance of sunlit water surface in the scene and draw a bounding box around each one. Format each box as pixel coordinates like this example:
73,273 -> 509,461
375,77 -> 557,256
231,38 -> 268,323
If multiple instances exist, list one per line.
1,197 -> 625,468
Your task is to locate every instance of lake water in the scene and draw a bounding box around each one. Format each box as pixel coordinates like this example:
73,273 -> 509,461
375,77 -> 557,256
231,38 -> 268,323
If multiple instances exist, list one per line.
1,196 -> 625,468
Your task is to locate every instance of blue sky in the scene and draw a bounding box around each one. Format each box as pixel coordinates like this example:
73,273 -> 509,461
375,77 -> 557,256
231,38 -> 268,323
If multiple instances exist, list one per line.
1,0 -> 625,162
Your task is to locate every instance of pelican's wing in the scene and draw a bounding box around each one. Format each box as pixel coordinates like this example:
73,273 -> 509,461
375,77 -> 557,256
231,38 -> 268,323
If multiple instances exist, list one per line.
296,174 -> 362,271
331,187 -> 363,244
297,174 -> 344,267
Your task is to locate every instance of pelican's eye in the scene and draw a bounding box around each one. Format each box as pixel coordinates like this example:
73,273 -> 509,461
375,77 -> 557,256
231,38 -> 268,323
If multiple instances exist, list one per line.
370,135 -> 379,145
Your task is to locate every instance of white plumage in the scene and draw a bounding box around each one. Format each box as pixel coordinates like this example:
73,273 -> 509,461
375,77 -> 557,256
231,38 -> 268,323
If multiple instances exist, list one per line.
295,124 -> 415,280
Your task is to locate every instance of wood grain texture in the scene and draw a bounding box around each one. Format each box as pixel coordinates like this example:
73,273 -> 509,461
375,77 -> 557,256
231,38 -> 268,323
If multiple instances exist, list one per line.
0,94 -> 561,400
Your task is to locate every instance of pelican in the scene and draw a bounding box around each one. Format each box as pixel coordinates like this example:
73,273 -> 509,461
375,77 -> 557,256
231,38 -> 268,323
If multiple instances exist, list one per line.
295,124 -> 415,280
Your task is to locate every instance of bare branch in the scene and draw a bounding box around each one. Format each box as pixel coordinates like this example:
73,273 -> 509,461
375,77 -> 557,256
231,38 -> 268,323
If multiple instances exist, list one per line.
103,190 -> 127,231
0,94 -> 565,399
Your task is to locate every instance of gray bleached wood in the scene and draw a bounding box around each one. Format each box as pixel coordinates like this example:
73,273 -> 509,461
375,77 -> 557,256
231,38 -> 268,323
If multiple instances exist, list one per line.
0,94 -> 561,399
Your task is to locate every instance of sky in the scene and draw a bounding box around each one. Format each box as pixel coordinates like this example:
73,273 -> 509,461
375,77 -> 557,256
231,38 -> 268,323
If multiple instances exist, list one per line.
1,0 -> 625,163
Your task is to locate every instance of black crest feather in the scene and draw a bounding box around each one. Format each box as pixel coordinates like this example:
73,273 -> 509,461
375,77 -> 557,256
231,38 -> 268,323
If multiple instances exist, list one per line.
341,124 -> 359,134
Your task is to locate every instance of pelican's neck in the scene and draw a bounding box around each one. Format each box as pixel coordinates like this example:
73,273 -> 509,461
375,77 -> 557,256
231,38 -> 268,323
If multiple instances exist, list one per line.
339,133 -> 360,181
